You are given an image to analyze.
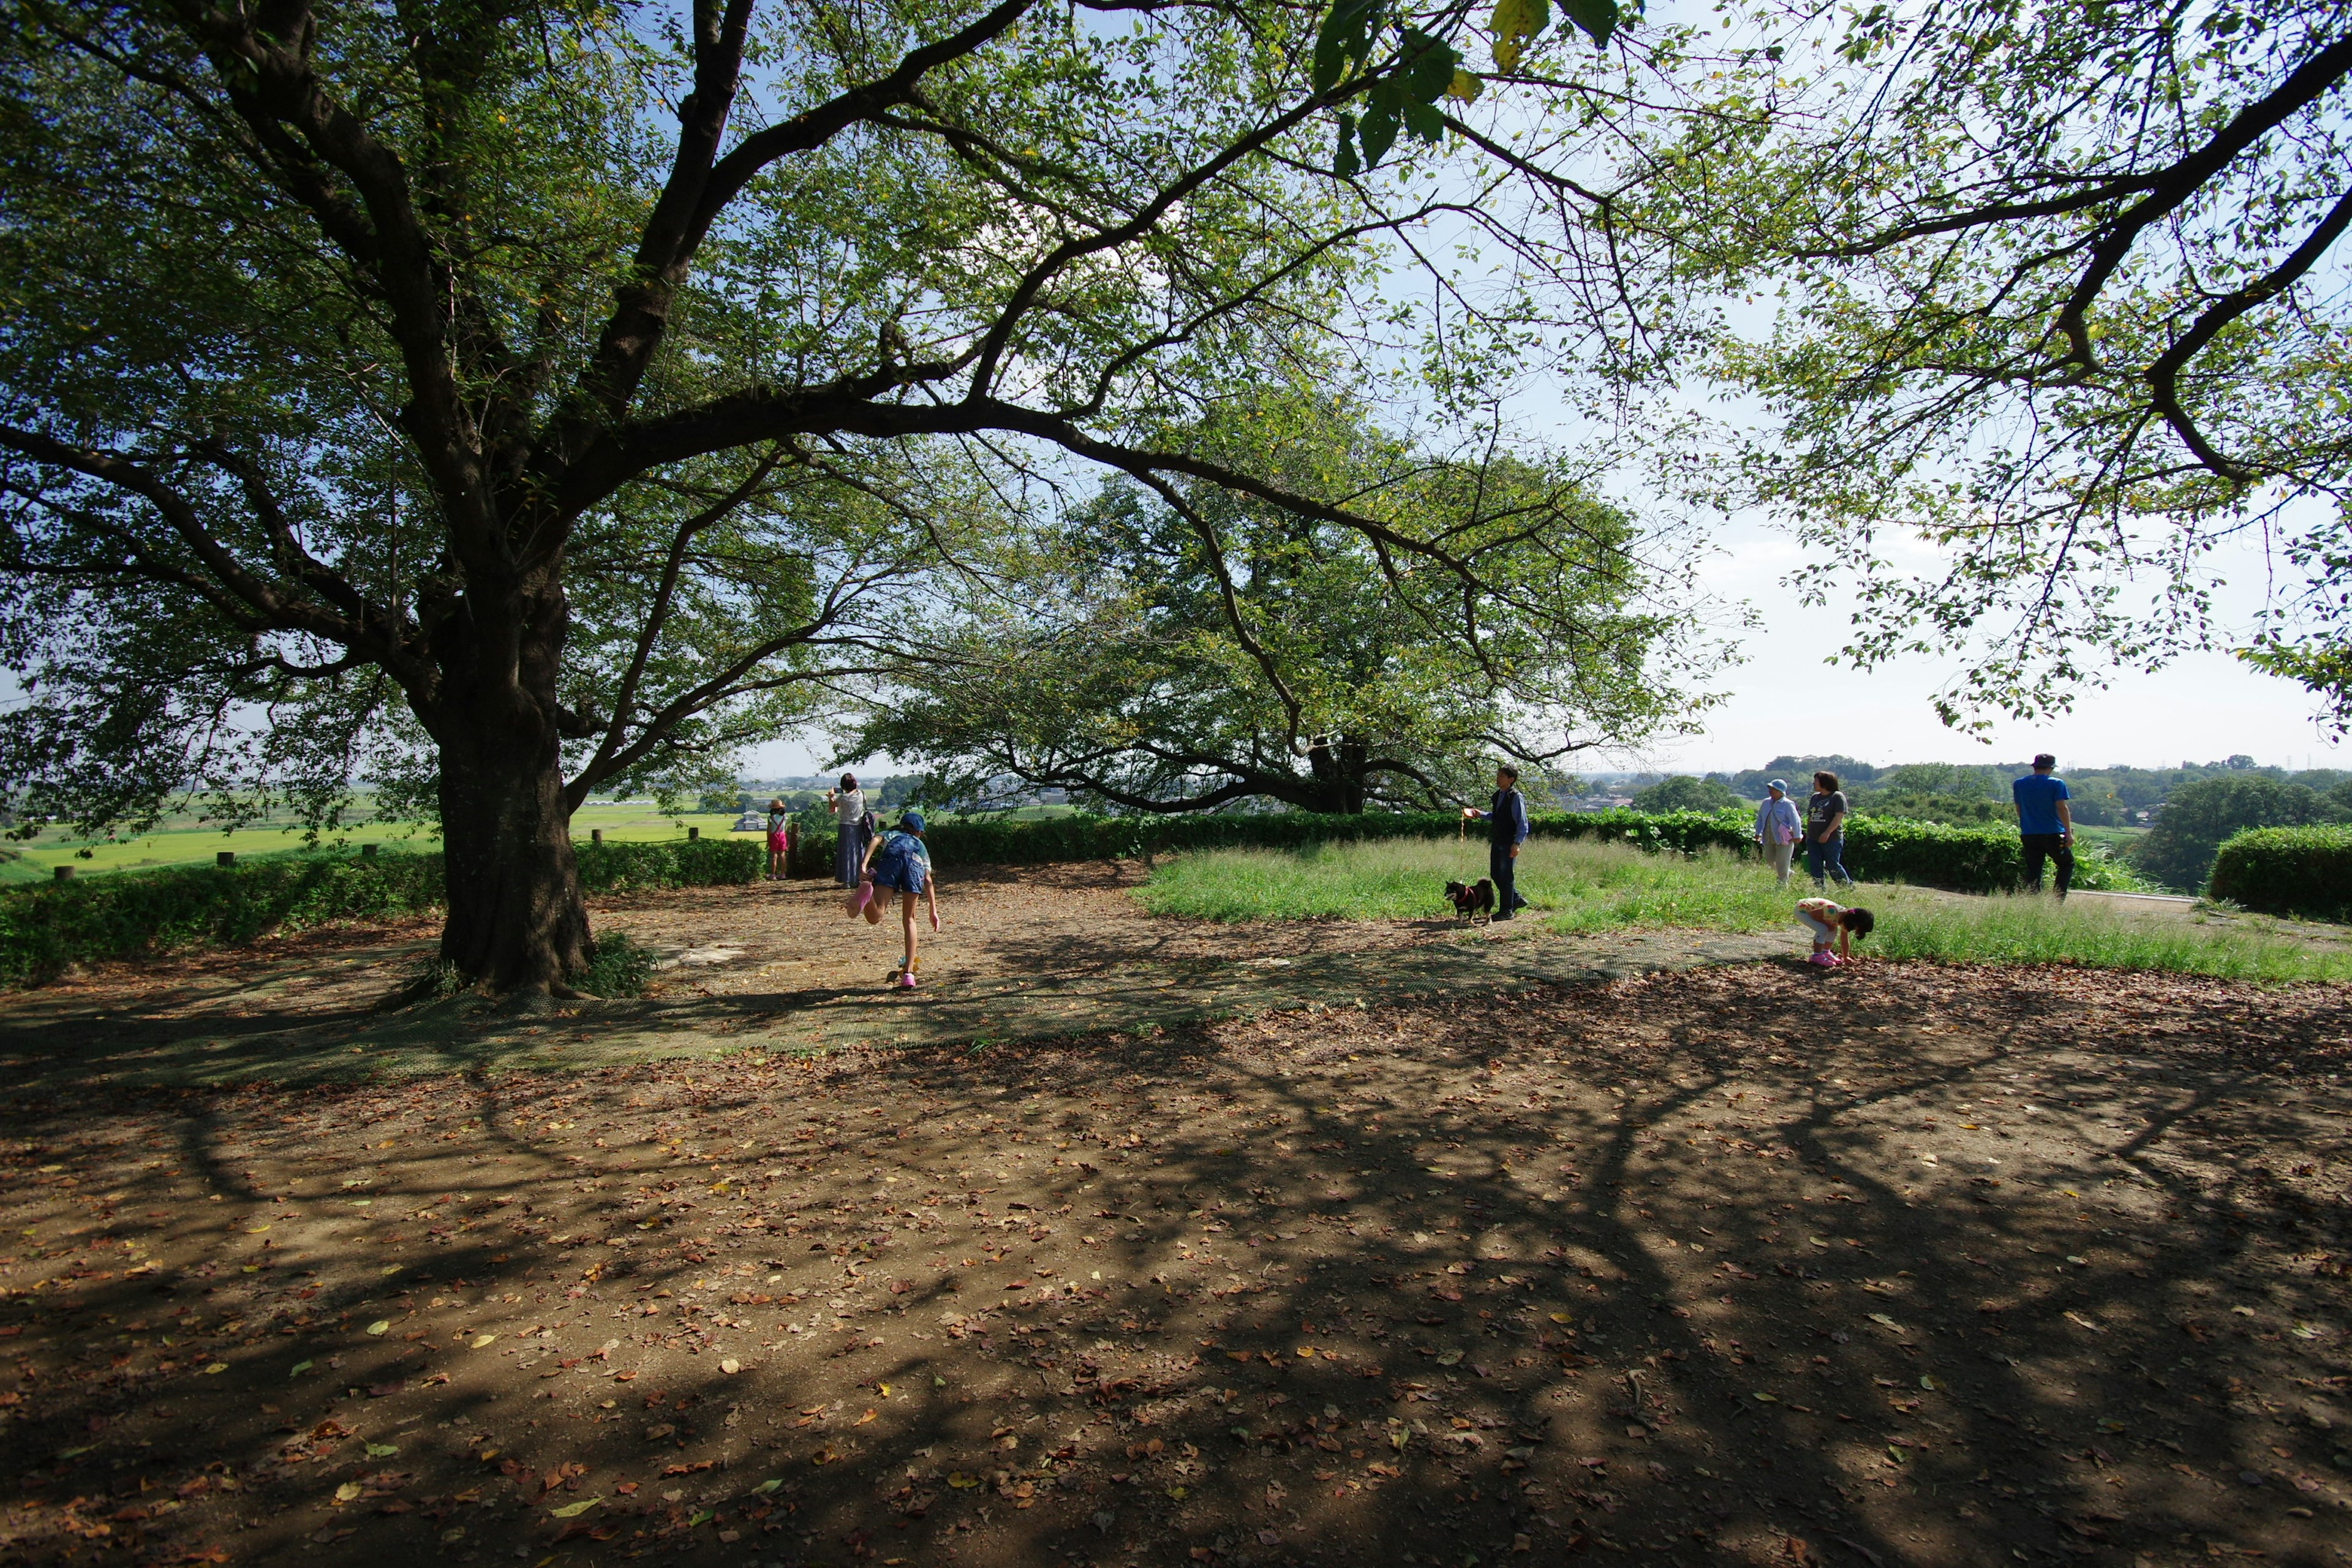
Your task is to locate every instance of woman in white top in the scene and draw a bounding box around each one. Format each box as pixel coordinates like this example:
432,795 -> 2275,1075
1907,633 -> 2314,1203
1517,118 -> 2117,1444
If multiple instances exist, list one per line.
826,772 -> 869,888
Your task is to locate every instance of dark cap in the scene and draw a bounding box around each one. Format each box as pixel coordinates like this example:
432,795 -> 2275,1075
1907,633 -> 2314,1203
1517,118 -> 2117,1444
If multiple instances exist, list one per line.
2032,753 -> 2057,770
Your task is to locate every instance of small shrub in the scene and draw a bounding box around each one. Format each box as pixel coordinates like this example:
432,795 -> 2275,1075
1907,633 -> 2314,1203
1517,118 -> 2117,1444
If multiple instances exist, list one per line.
579,932 -> 657,998
402,956 -> 473,1003
2208,825 -> 2352,921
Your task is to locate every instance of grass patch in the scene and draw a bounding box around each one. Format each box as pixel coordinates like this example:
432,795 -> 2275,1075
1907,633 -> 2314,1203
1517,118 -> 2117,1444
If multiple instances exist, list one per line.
1137,838 -> 1792,926
1863,889 -> 2352,982
1140,838 -> 2352,982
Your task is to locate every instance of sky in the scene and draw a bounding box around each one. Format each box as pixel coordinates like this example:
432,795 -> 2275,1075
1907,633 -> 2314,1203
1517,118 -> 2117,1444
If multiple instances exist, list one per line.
745,518 -> 2348,783
1641,528 -> 2346,777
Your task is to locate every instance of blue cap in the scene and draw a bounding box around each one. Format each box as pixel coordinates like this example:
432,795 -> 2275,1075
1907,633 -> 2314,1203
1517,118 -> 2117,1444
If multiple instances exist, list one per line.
1766,779 -> 1788,791
899,809 -> 925,833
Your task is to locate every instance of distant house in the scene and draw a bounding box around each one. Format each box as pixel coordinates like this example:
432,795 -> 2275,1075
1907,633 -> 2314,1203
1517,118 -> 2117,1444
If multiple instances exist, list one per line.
732,812 -> 764,832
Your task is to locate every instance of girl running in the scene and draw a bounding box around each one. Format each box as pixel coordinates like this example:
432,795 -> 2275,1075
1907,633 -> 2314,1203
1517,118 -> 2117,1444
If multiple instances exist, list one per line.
846,809 -> 940,988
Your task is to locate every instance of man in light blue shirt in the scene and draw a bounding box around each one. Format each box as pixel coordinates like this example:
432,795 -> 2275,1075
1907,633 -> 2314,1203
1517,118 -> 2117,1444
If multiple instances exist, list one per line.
1752,779 -> 1801,888
2011,753 -> 2075,897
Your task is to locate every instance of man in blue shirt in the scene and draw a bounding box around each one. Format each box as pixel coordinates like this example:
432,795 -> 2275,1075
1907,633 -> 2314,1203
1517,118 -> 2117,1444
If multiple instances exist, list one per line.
1461,764 -> 1532,921
2012,753 -> 2075,897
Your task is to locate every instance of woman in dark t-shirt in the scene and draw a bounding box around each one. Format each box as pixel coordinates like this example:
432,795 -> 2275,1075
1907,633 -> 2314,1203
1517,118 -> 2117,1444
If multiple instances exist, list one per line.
1805,771 -> 1855,889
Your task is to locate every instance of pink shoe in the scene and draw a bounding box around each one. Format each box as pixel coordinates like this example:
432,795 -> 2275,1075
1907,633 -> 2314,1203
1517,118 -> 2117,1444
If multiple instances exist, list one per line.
1808,950 -> 1840,967
844,879 -> 873,917
898,970 -> 919,990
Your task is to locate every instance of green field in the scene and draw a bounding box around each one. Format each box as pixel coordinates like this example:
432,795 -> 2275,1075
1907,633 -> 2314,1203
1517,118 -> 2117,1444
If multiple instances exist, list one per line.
1139,837 -> 2352,983
0,800 -> 767,884
0,796 -> 1084,884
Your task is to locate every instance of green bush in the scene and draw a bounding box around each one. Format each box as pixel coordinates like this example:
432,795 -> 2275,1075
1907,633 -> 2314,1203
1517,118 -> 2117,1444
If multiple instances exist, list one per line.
2131,775 -> 2341,891
1631,775 -> 1744,812
798,806 -> 2147,895
0,836 -> 763,986
2208,825 -> 2352,920
0,849 -> 445,987
581,932 -> 658,997
574,835 -> 762,893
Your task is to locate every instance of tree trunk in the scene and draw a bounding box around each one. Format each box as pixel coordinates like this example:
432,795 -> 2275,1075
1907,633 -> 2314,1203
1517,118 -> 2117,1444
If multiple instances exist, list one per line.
1304,736 -> 1371,813
435,717 -> 593,993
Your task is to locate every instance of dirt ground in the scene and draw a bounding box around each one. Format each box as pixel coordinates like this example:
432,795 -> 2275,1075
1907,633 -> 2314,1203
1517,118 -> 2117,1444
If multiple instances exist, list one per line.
0,867 -> 1795,1090
0,874 -> 2349,1568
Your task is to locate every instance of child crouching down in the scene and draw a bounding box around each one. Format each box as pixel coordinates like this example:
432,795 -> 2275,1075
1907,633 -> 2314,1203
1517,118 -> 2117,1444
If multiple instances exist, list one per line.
846,809 -> 940,988
1796,896 -> 1874,967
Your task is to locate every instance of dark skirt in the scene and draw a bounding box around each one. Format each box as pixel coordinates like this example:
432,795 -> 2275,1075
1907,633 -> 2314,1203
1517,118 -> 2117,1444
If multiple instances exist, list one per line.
835,821 -> 870,887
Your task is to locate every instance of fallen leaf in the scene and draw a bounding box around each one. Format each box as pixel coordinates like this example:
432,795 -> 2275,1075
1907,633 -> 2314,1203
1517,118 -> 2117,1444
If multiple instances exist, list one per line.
471,1333 -> 498,1349
548,1498 -> 601,1519
365,1321 -> 390,1336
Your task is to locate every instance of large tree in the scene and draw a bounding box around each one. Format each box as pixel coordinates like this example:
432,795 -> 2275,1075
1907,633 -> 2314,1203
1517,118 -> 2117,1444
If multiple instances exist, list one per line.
0,0 -> 1659,992
1635,0 -> 2352,729
853,391 -> 1711,812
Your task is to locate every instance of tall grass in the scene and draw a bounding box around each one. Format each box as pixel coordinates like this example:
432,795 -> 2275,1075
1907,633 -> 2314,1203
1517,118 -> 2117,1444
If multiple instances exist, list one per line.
1137,838 -> 1792,927
1863,889 -> 2352,982
1138,839 -> 2352,982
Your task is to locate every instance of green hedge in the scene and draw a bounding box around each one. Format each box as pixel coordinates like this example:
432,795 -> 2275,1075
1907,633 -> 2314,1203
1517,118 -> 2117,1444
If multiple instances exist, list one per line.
575,835 -> 763,892
802,807 -> 2146,895
2209,825 -> 2352,919
0,837 -> 764,987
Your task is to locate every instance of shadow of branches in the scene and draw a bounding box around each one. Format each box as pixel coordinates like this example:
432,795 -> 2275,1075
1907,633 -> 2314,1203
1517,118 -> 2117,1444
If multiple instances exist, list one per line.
0,959 -> 2346,1568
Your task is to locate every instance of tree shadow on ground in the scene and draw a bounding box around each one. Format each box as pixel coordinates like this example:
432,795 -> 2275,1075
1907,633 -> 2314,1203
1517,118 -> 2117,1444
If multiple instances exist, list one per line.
0,960 -> 2346,1568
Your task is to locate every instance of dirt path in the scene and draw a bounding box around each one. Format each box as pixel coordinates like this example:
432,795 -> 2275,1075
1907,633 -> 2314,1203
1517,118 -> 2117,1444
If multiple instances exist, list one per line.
1,954 -> 2348,1568
0,867 -> 1800,1090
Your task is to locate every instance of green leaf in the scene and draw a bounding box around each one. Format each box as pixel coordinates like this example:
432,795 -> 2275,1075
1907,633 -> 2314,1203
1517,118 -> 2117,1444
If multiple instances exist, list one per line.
1490,0 -> 1551,70
1447,68 -> 1484,102
1312,0 -> 1387,91
548,1496 -> 601,1519
1560,0 -> 1618,48
1403,99 -> 1446,145
1400,28 -> 1460,103
1333,114 -> 1362,178
1359,100 -> 1401,168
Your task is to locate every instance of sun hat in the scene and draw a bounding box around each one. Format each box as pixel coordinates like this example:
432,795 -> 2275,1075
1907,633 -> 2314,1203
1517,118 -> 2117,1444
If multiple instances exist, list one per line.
1766,778 -> 1788,791
899,808 -> 926,833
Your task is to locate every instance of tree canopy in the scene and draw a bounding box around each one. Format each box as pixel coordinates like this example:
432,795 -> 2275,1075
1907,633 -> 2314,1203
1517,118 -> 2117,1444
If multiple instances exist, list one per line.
852,392 -> 1709,813
2134,775 -> 2345,890
0,0 -> 1676,987
1639,0 -> 2352,729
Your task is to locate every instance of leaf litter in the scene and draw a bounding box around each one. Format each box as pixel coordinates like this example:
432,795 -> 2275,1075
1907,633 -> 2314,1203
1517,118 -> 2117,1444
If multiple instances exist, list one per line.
0,954 -> 2344,1565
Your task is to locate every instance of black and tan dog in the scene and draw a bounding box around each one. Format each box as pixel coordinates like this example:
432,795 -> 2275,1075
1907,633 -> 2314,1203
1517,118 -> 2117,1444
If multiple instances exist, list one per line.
1444,877 -> 1496,925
